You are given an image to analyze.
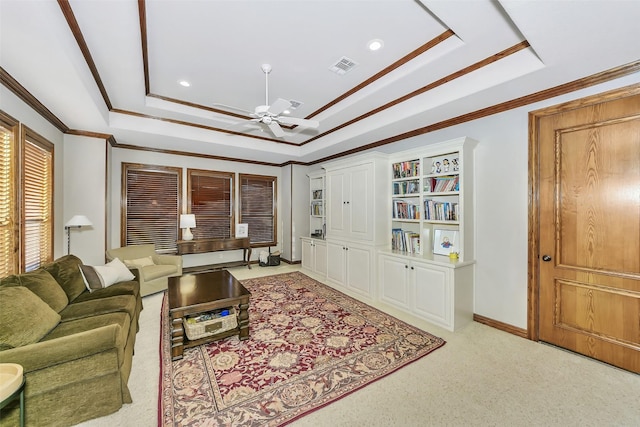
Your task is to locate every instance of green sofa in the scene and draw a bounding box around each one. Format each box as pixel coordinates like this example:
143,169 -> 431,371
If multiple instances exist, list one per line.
0,255 -> 143,427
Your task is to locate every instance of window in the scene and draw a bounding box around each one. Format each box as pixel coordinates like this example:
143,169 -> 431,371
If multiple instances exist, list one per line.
239,174 -> 276,246
0,111 -> 54,275
0,112 -> 18,276
22,128 -> 54,271
122,163 -> 182,253
187,169 -> 234,240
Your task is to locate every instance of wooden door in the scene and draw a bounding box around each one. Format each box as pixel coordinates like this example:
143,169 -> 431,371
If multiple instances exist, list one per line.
535,89 -> 640,373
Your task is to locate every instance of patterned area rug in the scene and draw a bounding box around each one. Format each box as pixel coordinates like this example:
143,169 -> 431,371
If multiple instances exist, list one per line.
159,272 -> 445,426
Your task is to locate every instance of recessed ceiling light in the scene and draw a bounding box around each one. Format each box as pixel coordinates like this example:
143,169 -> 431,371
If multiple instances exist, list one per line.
368,39 -> 384,51
178,80 -> 191,87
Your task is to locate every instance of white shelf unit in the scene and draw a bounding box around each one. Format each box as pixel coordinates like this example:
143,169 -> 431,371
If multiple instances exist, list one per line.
381,136 -> 477,331
389,137 -> 476,263
308,170 -> 325,239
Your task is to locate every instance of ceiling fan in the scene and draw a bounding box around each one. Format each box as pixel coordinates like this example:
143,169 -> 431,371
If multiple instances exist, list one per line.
231,64 -> 319,138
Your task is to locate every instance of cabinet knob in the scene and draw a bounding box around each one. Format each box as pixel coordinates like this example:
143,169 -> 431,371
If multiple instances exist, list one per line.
410,266 -> 414,270
405,265 -> 408,269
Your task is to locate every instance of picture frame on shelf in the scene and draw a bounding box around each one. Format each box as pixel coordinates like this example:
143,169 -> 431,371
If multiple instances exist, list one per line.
433,229 -> 459,255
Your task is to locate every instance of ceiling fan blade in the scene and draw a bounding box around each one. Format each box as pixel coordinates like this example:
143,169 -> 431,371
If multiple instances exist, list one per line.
268,98 -> 292,116
266,121 -> 285,138
276,116 -> 319,128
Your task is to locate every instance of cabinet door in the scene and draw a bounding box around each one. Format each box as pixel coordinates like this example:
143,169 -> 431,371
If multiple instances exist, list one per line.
326,240 -> 346,287
348,164 -> 373,240
345,245 -> 371,297
301,239 -> 313,271
326,172 -> 347,237
379,255 -> 409,308
314,240 -> 327,276
412,262 -> 451,328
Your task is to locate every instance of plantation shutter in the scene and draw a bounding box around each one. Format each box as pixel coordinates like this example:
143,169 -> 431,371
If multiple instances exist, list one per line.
239,174 -> 276,246
23,130 -> 54,271
0,114 -> 17,276
188,170 -> 233,240
124,164 -> 181,253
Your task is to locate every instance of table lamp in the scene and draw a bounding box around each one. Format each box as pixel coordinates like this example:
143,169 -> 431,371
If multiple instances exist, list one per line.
180,214 -> 196,241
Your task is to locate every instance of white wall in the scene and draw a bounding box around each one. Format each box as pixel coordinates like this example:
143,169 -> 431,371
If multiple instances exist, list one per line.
62,134 -> 106,265
108,147 -> 283,268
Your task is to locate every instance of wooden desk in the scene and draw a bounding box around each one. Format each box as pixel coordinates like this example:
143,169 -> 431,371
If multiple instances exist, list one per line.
176,238 -> 252,269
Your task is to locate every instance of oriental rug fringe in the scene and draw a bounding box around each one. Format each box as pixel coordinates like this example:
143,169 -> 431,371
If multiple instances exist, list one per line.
159,272 -> 445,426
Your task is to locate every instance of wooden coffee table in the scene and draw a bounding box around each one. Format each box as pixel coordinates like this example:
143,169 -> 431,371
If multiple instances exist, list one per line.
168,270 -> 251,361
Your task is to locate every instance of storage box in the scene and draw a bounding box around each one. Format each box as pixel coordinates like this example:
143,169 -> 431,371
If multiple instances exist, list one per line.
184,307 -> 237,340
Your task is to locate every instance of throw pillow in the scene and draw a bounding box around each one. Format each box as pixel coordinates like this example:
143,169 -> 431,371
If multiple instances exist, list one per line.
0,286 -> 61,348
79,258 -> 135,292
124,256 -> 155,268
15,269 -> 69,313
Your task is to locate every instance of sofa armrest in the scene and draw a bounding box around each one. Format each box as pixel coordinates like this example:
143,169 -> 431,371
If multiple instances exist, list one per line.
0,324 -> 124,373
154,254 -> 183,275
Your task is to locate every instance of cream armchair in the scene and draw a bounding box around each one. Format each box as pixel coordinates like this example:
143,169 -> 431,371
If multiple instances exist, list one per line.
106,244 -> 182,296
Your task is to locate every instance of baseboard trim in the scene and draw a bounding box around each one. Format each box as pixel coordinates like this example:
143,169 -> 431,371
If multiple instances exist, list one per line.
473,314 -> 528,339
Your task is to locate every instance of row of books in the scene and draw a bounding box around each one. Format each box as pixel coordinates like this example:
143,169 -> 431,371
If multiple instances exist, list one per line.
311,201 -> 324,216
393,200 -> 420,219
392,160 -> 420,179
392,228 -> 421,253
424,200 -> 459,221
425,176 -> 459,193
392,180 -> 420,195
312,189 -> 323,200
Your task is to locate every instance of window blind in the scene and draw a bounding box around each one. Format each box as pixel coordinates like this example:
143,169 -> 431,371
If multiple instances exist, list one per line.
239,174 -> 276,246
23,129 -> 53,272
187,169 -> 233,240
0,114 -> 17,276
123,164 -> 181,253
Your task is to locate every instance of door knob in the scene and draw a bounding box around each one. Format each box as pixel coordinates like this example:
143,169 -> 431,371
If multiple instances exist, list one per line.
542,255 -> 552,262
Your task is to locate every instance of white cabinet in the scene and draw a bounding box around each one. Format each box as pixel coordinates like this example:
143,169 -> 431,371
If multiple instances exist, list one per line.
324,153 -> 388,244
326,239 -> 373,301
301,237 -> 327,276
326,163 -> 374,241
378,252 -> 474,331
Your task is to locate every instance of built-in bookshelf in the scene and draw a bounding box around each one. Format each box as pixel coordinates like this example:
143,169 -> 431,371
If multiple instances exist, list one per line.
309,171 -> 325,238
388,137 -> 476,262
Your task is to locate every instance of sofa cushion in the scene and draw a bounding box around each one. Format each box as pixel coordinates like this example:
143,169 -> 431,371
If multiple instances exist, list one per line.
124,256 -> 155,268
60,295 -> 137,323
0,286 -> 61,348
79,258 -> 135,292
43,255 -> 87,302
15,269 -> 69,313
73,280 -> 140,303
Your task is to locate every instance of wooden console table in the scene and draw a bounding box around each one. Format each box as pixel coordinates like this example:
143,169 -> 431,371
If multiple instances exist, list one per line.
177,237 -> 252,269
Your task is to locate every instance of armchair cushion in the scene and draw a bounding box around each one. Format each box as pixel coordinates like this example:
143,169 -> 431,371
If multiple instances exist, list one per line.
0,286 -> 61,348
124,256 -> 155,268
139,264 -> 179,281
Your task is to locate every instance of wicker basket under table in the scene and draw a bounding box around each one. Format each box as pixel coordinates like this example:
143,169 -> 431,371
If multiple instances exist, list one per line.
184,308 -> 238,341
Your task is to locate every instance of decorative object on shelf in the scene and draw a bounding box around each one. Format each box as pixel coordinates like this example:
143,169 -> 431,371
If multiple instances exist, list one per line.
179,214 -> 196,241
235,223 -> 248,238
433,229 -> 459,256
64,215 -> 93,255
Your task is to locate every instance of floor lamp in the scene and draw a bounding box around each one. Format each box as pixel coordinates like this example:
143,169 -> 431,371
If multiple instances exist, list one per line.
65,215 -> 93,255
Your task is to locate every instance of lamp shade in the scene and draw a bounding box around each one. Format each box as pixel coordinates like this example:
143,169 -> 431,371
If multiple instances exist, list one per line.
180,214 -> 196,229
65,215 -> 92,227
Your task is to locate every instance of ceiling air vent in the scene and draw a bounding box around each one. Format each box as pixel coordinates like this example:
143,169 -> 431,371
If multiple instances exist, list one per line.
329,56 -> 358,75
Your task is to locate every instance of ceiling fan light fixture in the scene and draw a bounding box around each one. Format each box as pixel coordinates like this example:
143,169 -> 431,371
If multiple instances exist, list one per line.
178,80 -> 191,87
368,39 -> 384,51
